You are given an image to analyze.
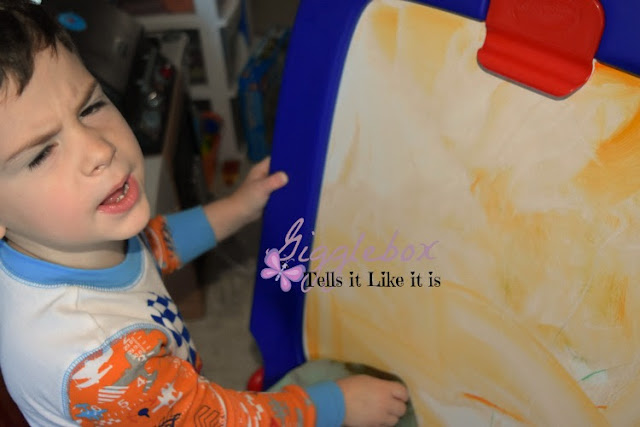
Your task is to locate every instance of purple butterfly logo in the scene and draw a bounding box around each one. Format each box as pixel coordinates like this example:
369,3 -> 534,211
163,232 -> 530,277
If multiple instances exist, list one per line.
260,249 -> 306,292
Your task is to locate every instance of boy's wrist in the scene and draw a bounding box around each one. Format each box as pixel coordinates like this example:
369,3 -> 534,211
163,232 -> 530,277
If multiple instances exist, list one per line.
304,381 -> 346,427
226,192 -> 258,225
203,195 -> 252,243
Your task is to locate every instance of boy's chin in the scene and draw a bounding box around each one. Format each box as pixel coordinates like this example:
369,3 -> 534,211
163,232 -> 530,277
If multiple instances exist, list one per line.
104,198 -> 152,243
119,200 -> 152,240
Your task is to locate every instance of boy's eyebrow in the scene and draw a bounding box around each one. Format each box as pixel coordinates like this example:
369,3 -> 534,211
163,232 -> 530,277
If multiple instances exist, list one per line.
75,79 -> 100,115
3,129 -> 59,165
3,79 -> 99,165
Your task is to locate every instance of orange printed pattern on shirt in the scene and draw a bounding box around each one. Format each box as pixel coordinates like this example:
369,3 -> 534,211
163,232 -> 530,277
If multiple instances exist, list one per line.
143,216 -> 181,275
67,328 -> 316,426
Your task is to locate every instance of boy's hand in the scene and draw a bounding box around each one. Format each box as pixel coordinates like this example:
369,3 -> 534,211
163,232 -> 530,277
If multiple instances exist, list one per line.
337,375 -> 409,426
229,156 -> 288,224
204,157 -> 288,242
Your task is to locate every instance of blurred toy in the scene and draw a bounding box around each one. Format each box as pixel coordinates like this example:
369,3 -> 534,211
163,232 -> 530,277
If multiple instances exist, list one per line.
238,28 -> 290,162
221,159 -> 240,187
199,111 -> 222,192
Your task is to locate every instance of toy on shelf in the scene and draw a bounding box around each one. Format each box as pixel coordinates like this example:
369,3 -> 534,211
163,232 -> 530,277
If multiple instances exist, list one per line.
238,28 -> 290,162
199,111 -> 222,192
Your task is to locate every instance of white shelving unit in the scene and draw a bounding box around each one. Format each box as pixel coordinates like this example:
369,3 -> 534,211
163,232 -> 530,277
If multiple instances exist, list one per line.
135,0 -> 249,162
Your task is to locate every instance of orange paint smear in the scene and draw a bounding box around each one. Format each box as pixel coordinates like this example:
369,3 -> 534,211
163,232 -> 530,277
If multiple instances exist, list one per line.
462,393 -> 525,422
369,3 -> 399,61
575,65 -> 640,204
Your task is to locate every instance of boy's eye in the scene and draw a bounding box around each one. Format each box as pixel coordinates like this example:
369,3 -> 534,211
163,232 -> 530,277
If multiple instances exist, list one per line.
28,145 -> 54,170
80,100 -> 107,118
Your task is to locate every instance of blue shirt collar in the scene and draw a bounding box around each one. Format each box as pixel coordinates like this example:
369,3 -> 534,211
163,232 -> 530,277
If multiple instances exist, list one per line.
0,237 -> 144,289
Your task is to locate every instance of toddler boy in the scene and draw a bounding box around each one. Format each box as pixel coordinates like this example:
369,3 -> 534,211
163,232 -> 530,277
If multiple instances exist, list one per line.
0,1 -> 408,425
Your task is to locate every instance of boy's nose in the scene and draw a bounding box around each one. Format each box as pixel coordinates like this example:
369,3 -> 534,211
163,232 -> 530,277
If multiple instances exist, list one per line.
81,135 -> 116,176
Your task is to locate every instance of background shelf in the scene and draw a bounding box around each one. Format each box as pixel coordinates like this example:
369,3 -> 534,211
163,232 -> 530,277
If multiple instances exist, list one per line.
132,0 -> 250,169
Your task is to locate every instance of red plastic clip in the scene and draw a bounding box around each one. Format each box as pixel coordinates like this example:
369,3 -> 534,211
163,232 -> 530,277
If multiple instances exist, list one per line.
477,0 -> 605,97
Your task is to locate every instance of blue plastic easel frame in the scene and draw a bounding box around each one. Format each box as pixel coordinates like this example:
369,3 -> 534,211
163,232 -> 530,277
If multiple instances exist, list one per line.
250,0 -> 640,389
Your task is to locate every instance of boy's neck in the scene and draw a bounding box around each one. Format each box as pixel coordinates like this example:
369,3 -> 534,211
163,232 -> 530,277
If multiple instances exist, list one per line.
5,238 -> 128,270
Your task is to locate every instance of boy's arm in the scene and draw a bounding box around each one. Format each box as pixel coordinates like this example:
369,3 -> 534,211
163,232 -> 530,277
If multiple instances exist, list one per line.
65,328 -> 408,426
143,158 -> 287,275
65,328 -> 343,426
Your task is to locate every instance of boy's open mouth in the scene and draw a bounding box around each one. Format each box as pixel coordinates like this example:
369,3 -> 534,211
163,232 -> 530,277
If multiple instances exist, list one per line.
100,180 -> 130,206
97,176 -> 139,214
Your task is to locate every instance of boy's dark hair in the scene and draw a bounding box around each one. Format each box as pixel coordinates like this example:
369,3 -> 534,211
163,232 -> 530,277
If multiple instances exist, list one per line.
0,0 -> 76,95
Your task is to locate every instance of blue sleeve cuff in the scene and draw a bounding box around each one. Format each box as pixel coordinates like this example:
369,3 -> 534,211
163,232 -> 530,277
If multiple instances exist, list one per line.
165,206 -> 217,265
304,381 -> 345,427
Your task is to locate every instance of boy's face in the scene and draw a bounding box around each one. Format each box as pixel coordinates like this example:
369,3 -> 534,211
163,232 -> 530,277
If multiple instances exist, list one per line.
0,44 -> 150,265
